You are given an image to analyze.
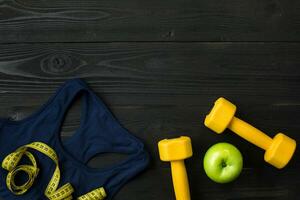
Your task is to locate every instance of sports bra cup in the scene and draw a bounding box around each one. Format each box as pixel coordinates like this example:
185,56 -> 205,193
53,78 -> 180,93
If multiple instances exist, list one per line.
0,79 -> 149,200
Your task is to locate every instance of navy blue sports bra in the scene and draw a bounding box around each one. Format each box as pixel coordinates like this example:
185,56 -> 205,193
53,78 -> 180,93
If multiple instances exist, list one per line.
0,78 -> 149,200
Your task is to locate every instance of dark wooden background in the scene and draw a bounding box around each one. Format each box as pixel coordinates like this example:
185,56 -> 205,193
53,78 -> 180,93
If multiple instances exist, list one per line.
0,0 -> 300,199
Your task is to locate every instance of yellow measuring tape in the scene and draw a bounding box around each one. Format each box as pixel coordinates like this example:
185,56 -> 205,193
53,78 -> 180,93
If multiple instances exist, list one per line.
1,142 -> 107,200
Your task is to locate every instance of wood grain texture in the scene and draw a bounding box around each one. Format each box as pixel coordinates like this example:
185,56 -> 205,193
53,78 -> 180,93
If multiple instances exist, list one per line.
0,43 -> 299,199
0,0 -> 300,42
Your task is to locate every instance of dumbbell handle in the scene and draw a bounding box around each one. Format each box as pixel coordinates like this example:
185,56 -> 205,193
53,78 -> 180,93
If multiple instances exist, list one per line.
228,117 -> 273,150
171,160 -> 191,200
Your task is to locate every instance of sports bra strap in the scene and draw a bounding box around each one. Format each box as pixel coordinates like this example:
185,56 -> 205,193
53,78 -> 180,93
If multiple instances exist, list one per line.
52,79 -> 103,128
54,79 -> 90,112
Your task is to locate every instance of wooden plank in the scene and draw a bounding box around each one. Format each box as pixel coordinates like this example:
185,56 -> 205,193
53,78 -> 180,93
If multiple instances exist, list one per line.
0,0 -> 300,42
0,43 -> 299,199
0,43 -> 299,103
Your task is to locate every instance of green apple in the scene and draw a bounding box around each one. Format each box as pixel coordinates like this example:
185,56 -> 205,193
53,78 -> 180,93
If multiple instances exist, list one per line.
203,142 -> 243,183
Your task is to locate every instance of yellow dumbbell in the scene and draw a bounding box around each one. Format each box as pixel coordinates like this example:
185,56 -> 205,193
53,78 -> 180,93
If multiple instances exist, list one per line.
158,136 -> 192,200
205,97 -> 296,169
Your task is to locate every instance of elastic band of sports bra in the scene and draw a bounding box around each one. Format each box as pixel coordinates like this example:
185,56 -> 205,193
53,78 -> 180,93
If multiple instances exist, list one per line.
1,142 -> 107,200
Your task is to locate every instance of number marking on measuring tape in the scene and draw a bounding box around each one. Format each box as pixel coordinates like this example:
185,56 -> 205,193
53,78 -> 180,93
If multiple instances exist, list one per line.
1,142 -> 106,200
